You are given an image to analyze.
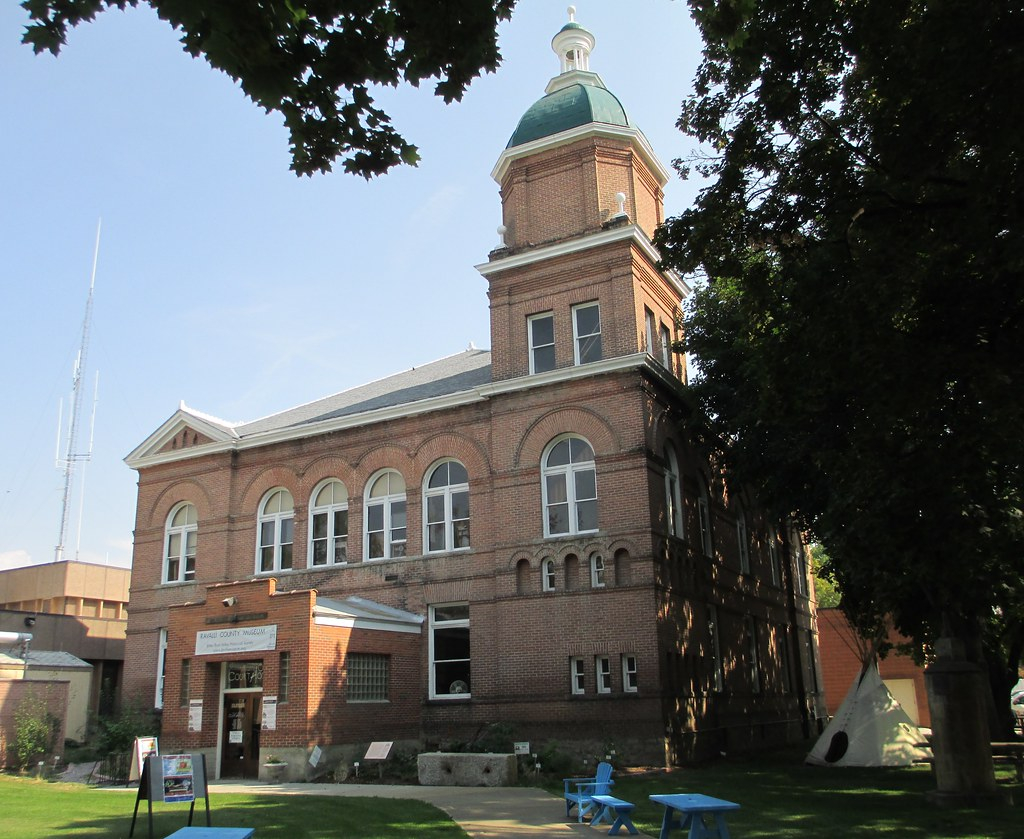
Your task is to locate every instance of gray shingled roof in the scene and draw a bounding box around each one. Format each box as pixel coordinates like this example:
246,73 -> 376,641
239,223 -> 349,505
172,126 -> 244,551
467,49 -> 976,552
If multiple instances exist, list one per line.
235,349 -> 492,437
0,650 -> 91,668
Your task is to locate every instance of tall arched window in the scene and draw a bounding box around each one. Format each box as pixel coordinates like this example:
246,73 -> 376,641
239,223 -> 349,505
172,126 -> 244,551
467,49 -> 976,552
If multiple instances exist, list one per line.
365,470 -> 407,560
310,479 -> 348,566
542,557 -> 556,592
424,460 -> 470,553
164,502 -> 197,583
664,445 -> 683,538
697,476 -> 713,558
257,488 -> 294,573
542,435 -> 597,537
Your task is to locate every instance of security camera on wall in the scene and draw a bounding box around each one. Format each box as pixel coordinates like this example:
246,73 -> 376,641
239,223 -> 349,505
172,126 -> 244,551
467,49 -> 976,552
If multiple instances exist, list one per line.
222,597 -> 237,608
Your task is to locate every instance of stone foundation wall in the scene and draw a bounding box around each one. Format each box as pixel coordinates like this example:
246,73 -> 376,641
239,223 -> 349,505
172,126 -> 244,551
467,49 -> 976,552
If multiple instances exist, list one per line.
417,752 -> 517,786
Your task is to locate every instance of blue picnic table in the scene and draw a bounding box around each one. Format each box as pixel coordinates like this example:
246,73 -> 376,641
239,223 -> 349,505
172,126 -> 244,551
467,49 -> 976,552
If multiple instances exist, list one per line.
163,829 -> 254,839
649,793 -> 740,839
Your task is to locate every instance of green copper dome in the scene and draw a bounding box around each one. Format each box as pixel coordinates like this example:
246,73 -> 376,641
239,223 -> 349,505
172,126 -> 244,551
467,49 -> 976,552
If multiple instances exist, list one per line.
506,82 -> 631,148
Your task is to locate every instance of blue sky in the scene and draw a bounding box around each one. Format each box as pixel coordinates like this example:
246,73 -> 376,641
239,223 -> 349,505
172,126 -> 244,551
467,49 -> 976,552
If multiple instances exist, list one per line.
0,1 -> 705,571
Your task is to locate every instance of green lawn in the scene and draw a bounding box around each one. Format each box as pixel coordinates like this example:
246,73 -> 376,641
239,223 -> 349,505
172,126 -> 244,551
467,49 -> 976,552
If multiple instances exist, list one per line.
2,749 -> 1022,839
0,776 -> 467,839
552,748 -> 1024,839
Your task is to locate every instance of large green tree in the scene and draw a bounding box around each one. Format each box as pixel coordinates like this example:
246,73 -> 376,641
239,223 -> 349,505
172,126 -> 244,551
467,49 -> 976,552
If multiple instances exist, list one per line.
20,0 -> 516,176
656,0 -> 1024,765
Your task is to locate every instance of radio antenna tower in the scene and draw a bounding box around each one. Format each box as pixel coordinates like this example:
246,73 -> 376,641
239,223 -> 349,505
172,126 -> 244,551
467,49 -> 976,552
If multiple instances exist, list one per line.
54,221 -> 101,563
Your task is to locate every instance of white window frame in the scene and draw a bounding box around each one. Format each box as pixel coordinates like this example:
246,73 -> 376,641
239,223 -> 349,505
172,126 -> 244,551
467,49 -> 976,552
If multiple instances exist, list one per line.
736,506 -> 751,574
590,553 -> 606,588
163,502 -> 197,584
697,476 -> 713,558
664,445 -> 683,538
542,435 -> 598,537
660,323 -> 672,368
429,603 -> 471,700
364,470 -> 407,560
528,312 -> 556,374
791,528 -> 808,595
745,615 -> 761,694
644,307 -> 656,355
256,488 -> 294,574
571,656 -> 586,695
572,301 -> 602,365
542,558 -> 556,592
708,605 -> 724,693
423,460 -> 471,553
769,535 -> 782,587
309,479 -> 349,566
622,654 -> 638,693
155,628 -> 168,709
595,655 -> 612,694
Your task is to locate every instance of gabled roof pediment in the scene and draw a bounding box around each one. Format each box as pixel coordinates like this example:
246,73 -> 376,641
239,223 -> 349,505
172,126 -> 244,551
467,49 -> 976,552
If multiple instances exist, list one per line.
313,595 -> 423,634
124,402 -> 239,468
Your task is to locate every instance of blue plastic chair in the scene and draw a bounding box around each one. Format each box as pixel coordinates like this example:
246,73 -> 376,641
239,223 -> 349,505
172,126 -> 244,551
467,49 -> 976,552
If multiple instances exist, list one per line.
563,761 -> 614,822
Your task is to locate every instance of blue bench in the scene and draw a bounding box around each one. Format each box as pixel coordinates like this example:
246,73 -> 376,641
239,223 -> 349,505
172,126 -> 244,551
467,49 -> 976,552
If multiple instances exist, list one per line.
591,794 -> 639,835
163,829 -> 255,839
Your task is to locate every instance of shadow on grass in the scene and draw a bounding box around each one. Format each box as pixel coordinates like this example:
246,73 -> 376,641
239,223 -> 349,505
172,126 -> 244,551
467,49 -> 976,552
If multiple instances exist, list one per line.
0,779 -> 467,839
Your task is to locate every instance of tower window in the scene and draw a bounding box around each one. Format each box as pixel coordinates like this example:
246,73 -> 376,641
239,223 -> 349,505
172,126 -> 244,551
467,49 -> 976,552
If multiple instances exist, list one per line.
572,302 -> 602,365
528,312 -> 556,374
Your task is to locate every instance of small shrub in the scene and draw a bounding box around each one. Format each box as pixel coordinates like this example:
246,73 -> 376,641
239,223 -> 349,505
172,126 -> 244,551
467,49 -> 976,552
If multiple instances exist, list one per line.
14,693 -> 59,771
95,703 -> 160,757
537,741 -> 574,777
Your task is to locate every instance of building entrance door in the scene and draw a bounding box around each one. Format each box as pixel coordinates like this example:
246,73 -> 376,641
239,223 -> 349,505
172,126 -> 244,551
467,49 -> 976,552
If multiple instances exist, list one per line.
220,693 -> 262,778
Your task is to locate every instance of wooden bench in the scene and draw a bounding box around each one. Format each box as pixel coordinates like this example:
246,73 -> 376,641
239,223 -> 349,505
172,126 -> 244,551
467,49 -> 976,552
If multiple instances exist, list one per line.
991,742 -> 1024,782
591,794 -> 639,835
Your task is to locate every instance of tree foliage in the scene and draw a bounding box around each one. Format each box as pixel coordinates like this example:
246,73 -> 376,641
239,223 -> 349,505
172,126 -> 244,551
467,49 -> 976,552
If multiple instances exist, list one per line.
20,0 -> 516,176
657,0 -> 1024,681
13,692 -> 59,770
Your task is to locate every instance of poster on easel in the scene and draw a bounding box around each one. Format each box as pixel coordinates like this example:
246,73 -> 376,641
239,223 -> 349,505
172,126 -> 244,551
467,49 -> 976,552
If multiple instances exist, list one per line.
128,737 -> 159,784
129,752 -> 210,839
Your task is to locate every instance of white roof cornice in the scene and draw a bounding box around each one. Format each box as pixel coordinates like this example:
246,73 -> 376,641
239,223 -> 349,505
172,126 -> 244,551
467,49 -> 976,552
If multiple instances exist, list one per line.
475,224 -> 691,299
124,404 -> 239,468
492,122 -> 671,187
124,354 -> 675,471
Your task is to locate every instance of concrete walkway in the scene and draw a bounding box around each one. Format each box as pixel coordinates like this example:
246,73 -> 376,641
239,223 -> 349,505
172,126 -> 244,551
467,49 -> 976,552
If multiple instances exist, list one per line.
210,780 -> 598,839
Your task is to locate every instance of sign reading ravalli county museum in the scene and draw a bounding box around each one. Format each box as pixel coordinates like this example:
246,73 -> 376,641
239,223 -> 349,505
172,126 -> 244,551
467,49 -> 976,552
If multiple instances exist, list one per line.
195,625 -> 278,656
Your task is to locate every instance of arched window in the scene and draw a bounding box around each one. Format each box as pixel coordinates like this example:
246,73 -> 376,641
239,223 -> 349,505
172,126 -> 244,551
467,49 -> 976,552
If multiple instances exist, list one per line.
163,502 -> 197,584
736,504 -> 751,574
310,479 -> 348,566
664,445 -> 683,538
257,488 -> 294,573
365,470 -> 407,560
424,460 -> 470,553
542,558 -> 556,592
590,552 -> 606,588
697,476 -> 713,558
542,435 -> 597,536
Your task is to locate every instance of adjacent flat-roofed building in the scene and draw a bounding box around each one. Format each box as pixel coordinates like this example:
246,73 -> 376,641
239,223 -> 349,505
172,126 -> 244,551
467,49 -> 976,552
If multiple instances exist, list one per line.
123,13 -> 824,780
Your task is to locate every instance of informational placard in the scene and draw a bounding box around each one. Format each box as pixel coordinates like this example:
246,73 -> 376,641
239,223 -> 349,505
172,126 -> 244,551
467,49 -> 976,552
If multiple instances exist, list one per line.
161,755 -> 195,803
188,699 -> 203,732
364,741 -> 393,761
514,741 -> 530,755
194,624 -> 278,656
262,696 -> 278,730
128,736 -> 159,784
229,730 -> 243,744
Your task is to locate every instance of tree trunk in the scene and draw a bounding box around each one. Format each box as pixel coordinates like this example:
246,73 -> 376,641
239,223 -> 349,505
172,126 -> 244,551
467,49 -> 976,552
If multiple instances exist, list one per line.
925,637 -> 1010,806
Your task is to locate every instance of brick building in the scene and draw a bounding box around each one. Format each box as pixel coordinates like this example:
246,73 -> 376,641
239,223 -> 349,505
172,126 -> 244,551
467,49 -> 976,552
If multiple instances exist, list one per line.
123,13 -> 824,780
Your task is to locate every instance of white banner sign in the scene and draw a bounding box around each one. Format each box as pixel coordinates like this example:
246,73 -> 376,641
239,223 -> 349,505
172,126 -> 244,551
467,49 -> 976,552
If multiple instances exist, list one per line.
195,624 -> 278,656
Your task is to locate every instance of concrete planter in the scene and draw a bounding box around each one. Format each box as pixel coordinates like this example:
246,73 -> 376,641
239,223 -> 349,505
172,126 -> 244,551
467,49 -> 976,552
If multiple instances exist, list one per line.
417,752 -> 517,786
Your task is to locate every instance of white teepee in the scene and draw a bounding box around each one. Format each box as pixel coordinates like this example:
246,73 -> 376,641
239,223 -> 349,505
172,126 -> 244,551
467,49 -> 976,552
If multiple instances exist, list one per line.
807,658 -> 931,767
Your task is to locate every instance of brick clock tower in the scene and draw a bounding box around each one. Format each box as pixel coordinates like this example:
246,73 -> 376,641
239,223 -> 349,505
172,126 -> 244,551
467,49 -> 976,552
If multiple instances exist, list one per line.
480,7 -> 688,384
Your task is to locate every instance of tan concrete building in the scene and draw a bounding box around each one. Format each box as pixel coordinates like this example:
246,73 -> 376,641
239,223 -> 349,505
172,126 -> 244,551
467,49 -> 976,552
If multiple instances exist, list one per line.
0,560 -> 128,719
122,14 -> 824,781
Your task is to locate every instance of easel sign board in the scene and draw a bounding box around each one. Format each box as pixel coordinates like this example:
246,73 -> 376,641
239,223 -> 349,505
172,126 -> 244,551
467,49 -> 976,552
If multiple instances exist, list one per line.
130,753 -> 211,839
129,737 -> 159,783
364,741 -> 393,761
